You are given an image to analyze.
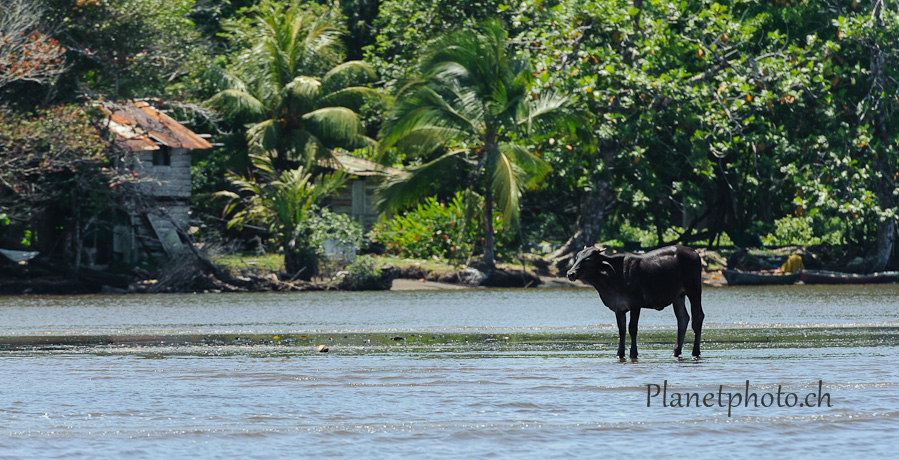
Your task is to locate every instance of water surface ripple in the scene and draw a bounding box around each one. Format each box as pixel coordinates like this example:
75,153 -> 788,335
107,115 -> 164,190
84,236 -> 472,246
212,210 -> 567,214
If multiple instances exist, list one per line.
0,285 -> 897,458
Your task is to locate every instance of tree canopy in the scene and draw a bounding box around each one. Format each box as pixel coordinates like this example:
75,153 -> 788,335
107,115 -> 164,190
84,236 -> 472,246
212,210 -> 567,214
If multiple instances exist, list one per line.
2,0 -> 898,273
378,19 -> 578,270
208,0 -> 381,170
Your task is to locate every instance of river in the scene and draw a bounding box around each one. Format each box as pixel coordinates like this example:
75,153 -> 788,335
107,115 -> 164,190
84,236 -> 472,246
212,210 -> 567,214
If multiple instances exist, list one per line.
1,285 -> 898,458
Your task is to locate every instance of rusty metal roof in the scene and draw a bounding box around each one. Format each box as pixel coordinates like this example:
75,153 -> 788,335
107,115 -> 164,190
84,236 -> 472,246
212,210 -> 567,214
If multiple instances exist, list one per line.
320,151 -> 402,177
106,100 -> 212,151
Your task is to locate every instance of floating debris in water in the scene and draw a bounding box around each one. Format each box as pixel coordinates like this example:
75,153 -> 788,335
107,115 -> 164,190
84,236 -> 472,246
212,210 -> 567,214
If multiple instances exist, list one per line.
232,337 -> 254,346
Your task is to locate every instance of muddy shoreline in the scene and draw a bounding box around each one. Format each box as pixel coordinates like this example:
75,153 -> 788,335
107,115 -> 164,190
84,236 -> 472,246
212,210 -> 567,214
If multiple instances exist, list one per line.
0,262 -> 724,295
0,262 -> 557,295
0,245 -> 880,295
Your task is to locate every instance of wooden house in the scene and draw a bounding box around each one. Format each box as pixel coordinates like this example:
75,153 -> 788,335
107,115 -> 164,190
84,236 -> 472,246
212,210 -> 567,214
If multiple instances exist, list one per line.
102,101 -> 394,264
105,100 -> 212,263
320,150 -> 401,231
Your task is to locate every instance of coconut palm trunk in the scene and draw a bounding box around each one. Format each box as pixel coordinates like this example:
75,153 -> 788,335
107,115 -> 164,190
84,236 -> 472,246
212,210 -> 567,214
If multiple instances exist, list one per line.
482,185 -> 496,271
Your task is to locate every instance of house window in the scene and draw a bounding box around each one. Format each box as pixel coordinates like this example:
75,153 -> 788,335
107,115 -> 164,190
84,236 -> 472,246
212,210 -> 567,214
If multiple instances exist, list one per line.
152,146 -> 171,166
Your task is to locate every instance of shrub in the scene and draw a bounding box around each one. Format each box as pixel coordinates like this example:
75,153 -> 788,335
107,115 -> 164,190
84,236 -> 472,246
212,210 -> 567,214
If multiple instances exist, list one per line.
305,207 -> 364,252
301,207 -> 364,276
763,216 -> 843,246
602,219 -> 683,249
338,255 -> 395,290
369,192 -> 514,263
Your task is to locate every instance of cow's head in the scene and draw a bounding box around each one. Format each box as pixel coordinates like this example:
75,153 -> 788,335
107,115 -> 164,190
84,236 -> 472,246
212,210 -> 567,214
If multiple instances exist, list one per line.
567,246 -> 615,282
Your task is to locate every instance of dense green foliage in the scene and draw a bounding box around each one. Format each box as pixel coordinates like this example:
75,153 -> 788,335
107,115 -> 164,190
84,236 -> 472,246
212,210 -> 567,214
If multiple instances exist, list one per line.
207,1 -> 381,171
216,155 -> 346,278
377,19 -> 578,269
0,105 -> 119,256
338,254 -> 393,290
2,0 -> 899,272
41,0 -> 206,99
370,192 -> 515,263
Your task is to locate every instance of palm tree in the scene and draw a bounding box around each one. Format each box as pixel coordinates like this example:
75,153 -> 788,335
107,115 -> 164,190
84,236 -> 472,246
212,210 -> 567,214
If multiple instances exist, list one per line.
208,1 -> 380,170
378,19 -> 578,271
217,155 -> 346,279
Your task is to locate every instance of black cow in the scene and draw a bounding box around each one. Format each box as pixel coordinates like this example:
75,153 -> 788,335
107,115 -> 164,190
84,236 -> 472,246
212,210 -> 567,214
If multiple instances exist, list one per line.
567,245 -> 704,360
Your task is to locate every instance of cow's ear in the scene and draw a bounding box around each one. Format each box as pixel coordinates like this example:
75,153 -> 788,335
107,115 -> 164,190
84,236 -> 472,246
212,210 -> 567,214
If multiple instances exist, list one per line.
599,261 -> 615,279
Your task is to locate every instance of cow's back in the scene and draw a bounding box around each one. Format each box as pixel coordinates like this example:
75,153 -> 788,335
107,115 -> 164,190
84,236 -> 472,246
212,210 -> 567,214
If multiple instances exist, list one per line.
628,245 -> 701,310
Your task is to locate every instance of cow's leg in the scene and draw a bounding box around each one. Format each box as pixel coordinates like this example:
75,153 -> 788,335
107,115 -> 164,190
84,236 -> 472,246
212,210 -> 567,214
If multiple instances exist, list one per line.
628,307 -> 641,360
672,295 -> 689,357
688,291 -> 704,357
616,310 -> 627,359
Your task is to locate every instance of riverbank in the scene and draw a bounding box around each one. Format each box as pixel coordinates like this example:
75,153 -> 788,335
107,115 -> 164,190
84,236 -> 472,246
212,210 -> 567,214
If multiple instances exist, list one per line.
0,245 -> 887,295
390,275 -> 584,291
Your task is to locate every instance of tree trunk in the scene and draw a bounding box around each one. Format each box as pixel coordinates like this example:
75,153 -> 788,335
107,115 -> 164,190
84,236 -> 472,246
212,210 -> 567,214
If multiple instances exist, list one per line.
482,187 -> 496,272
479,133 -> 499,273
285,227 -> 317,281
73,195 -> 82,273
549,145 -> 615,268
859,0 -> 896,272
861,218 -> 895,272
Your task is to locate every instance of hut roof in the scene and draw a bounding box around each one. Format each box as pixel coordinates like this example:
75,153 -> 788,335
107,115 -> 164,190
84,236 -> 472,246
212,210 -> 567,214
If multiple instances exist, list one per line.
105,100 -> 212,152
320,150 -> 402,177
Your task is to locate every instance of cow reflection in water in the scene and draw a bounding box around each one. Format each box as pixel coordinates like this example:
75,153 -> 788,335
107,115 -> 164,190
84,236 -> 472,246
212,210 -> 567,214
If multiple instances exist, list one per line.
567,245 -> 704,360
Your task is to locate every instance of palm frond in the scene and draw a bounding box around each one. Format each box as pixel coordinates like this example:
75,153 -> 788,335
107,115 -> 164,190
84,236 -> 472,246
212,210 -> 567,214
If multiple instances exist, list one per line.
224,169 -> 263,195
246,118 -> 282,155
317,86 -> 384,112
381,85 -> 478,151
376,150 -> 468,213
223,161 -> 345,239
284,75 -> 321,115
421,30 -> 484,85
249,154 -> 277,180
421,19 -> 512,101
485,149 -> 525,229
220,168 -> 272,231
270,167 -> 315,233
388,124 -> 466,157
281,128 -> 320,166
413,85 -> 480,128
212,190 -> 240,200
302,107 -> 363,146
312,169 -> 348,201
206,67 -> 250,94
499,143 -> 551,189
322,60 -> 378,92
519,90 -> 582,135
263,36 -> 293,91
301,20 -> 344,71
427,61 -> 475,87
208,89 -> 267,121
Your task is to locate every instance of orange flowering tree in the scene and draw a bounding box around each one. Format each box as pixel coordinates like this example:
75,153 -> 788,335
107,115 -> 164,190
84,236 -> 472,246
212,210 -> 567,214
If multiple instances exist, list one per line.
0,0 -> 67,90
0,104 -> 131,267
